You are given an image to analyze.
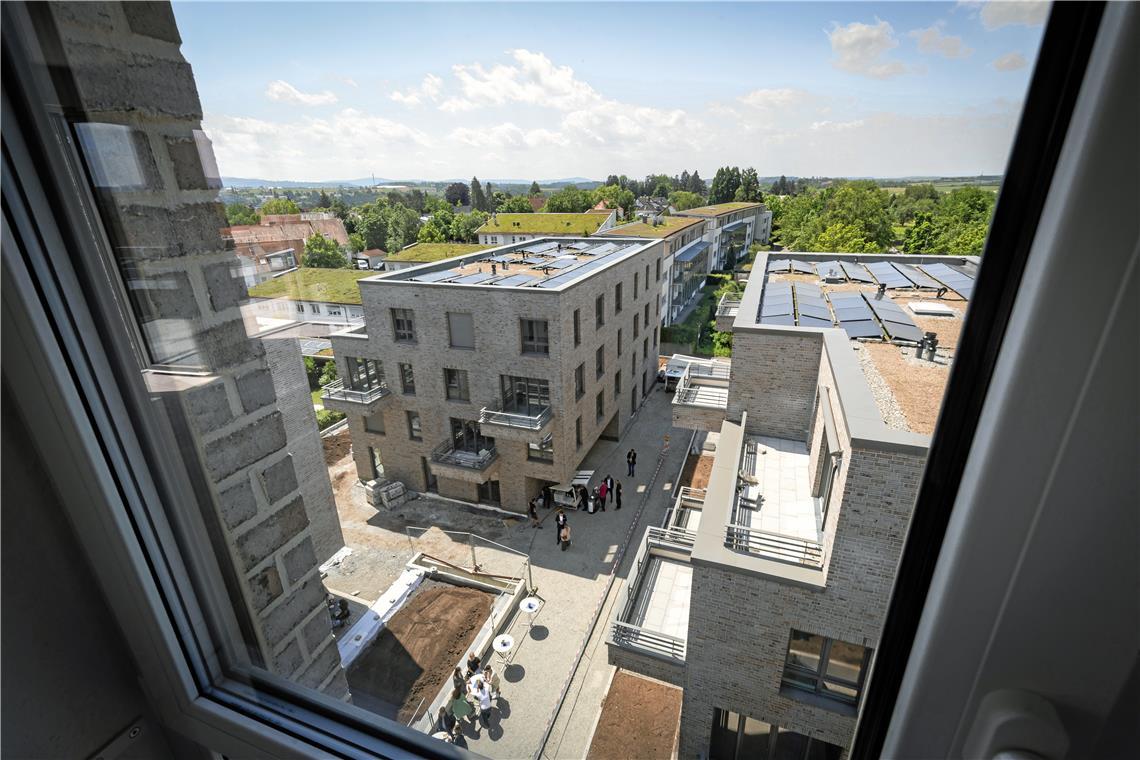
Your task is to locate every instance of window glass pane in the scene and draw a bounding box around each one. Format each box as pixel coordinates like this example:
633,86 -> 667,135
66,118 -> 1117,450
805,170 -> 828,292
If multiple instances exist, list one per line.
772,728 -> 810,760
740,716 -> 774,759
787,630 -> 824,672
708,709 -> 740,760
825,640 -> 867,684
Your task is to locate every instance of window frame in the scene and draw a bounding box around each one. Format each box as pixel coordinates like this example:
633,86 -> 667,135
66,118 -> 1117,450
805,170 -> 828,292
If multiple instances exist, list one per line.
574,363 -> 585,401
398,362 -> 416,395
406,410 -> 423,440
595,293 -> 605,329
520,317 -> 550,355
781,630 -> 871,709
443,367 -> 470,402
391,307 -> 415,342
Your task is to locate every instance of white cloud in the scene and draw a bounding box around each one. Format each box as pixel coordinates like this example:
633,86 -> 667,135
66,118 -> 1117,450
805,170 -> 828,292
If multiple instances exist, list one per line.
979,1 -> 1049,30
827,20 -> 907,79
810,120 -> 866,132
390,74 -> 444,107
264,80 -> 337,107
737,88 -> 809,109
340,77 -> 359,88
449,123 -> 568,149
910,24 -> 973,58
991,51 -> 1029,71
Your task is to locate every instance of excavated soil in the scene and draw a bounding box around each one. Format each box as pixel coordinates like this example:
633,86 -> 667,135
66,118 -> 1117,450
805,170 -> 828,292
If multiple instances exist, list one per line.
587,671 -> 682,760
678,453 -> 715,490
323,428 -> 353,466
345,580 -> 492,724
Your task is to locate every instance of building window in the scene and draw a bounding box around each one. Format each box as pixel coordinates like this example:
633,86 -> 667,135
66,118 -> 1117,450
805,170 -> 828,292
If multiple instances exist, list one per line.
527,434 -> 554,463
617,328 -> 623,356
645,264 -> 650,289
406,410 -> 422,441
634,313 -> 640,338
310,303 -> 321,314
500,375 -> 550,416
346,357 -> 382,391
634,271 -> 639,299
573,308 -> 581,347
392,308 -> 415,342
653,326 -> 659,348
644,302 -> 650,327
364,413 -> 385,434
595,345 -> 605,378
398,363 -> 415,394
448,312 -> 475,349
595,293 -> 605,329
615,282 -> 623,313
296,303 -> 305,313
596,391 -> 604,422
655,258 -> 661,281
327,305 -> 342,317
575,417 -> 582,449
574,363 -> 585,400
520,318 -> 550,355
614,371 -> 621,398
709,709 -> 843,760
781,630 -> 871,709
643,337 -> 649,360
443,368 -> 470,402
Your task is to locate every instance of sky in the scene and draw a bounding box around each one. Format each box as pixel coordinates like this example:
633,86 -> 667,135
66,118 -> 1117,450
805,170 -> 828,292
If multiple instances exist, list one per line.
171,1 -> 1048,182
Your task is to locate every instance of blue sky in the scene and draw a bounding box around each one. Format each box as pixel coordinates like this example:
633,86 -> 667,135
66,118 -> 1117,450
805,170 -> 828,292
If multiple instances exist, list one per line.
172,1 -> 1047,181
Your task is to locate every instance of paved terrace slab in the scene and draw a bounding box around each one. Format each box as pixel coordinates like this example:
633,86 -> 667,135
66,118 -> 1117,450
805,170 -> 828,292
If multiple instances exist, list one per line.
456,388 -> 689,759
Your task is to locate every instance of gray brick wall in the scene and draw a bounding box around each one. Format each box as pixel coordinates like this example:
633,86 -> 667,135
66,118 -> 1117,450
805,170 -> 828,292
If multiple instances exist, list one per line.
726,331 -> 822,438
606,645 -> 685,688
50,1 -> 346,698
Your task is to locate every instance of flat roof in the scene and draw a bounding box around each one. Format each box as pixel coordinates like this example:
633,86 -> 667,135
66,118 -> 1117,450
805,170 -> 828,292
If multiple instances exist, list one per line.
247,268 -> 371,305
677,202 -> 763,217
476,212 -> 611,236
385,242 -> 492,263
365,237 -> 656,292
600,215 -> 704,239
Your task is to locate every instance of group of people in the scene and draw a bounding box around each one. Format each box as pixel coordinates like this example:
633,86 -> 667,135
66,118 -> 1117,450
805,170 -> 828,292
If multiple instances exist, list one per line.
436,652 -> 501,744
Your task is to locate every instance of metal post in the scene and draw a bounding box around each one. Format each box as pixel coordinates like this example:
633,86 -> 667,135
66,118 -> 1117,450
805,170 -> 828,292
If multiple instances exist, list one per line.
469,532 -> 477,570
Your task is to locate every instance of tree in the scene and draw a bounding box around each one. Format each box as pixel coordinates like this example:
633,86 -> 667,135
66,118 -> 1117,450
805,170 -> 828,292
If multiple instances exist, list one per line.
385,205 -> 421,251
416,219 -> 447,243
591,185 -> 635,218
303,233 -> 348,268
734,167 -> 762,202
303,356 -> 322,390
688,170 -> 706,194
317,190 -> 332,208
225,203 -> 259,226
815,223 -> 879,253
680,170 -> 691,192
445,182 -> 470,207
470,177 -> 488,212
318,358 -> 338,387
605,175 -> 620,187
708,167 -> 742,204
668,190 -> 705,211
449,211 -> 488,242
500,195 -> 535,213
543,185 -> 593,213
490,191 -> 509,211
260,197 -> 300,215
347,232 -> 366,253
529,181 -> 542,195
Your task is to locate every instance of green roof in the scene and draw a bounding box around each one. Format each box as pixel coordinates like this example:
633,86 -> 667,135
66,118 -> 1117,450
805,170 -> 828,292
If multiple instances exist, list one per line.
477,213 -> 608,236
601,216 -> 705,239
678,201 -> 763,217
385,242 -> 492,263
248,268 -> 371,305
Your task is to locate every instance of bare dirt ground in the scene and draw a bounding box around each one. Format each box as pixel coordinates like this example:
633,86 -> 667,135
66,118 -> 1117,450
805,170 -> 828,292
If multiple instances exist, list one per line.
863,342 -> 949,435
323,428 -> 352,465
345,580 -> 492,724
586,671 -> 682,760
678,453 -> 715,490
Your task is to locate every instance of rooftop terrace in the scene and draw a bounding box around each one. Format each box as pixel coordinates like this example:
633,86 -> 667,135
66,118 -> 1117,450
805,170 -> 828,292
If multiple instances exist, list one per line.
368,237 -> 654,291
477,212 -> 611,236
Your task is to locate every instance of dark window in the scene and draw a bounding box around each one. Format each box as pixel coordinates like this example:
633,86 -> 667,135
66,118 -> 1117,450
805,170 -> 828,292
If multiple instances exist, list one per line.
634,271 -> 639,299
398,363 -> 415,394
364,413 -> 385,434
634,313 -> 640,338
443,368 -> 469,401
595,293 -> 605,328
709,709 -> 842,760
614,371 -> 621,398
448,312 -> 475,349
310,303 -> 321,314
499,375 -> 551,416
521,318 -> 550,355
643,337 -> 649,360
406,410 -> 422,440
595,345 -> 605,378
617,328 -> 623,356
573,308 -> 581,347
575,417 -> 582,449
595,391 -> 604,422
645,264 -> 650,290
346,357 -> 382,391
574,363 -> 585,400
392,308 -> 415,342
615,282 -> 623,313
782,630 -> 871,709
644,302 -> 650,327
655,258 -> 661,281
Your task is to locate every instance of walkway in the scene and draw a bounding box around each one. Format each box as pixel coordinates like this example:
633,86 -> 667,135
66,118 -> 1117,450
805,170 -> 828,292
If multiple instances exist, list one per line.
459,386 -> 690,759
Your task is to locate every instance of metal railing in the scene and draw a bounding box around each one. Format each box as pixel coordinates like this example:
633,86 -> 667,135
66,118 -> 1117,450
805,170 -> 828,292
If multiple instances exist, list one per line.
723,524 -> 825,569
478,401 -> 552,430
430,439 -> 497,469
716,293 -> 742,318
674,372 -> 729,408
320,378 -> 389,404
647,525 -> 696,550
687,360 -> 732,380
663,486 -> 706,531
610,620 -> 687,661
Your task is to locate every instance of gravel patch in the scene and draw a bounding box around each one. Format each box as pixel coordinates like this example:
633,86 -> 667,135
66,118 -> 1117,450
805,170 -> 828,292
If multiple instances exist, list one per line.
854,342 -> 911,431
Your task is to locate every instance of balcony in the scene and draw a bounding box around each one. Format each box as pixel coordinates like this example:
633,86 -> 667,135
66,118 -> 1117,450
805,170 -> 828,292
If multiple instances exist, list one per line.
724,436 -> 825,570
671,361 -> 730,432
320,378 -> 390,414
715,293 -> 741,331
477,400 -> 553,442
428,439 -> 499,484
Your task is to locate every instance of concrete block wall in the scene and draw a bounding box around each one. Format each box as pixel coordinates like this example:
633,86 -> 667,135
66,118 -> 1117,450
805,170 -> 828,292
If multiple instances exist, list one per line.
606,645 -> 685,688
726,331 -> 822,439
48,1 -> 347,698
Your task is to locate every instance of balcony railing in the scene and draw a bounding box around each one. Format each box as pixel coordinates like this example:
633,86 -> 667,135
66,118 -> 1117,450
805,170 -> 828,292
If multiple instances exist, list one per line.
430,439 -> 497,470
320,378 -> 389,405
478,401 -> 552,430
663,487 -> 706,533
610,620 -> 687,662
716,294 -> 741,319
723,524 -> 825,569
674,371 -> 729,408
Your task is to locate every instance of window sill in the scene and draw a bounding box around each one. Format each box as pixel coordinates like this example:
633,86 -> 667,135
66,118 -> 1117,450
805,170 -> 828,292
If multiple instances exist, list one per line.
778,684 -> 859,718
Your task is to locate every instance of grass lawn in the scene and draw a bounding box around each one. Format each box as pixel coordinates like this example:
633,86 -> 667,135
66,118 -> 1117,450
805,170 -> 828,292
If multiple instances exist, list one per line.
311,389 -> 323,408
476,212 -> 609,236
678,201 -> 763,216
248,268 -> 372,305
385,242 -> 491,263
602,216 -> 704,239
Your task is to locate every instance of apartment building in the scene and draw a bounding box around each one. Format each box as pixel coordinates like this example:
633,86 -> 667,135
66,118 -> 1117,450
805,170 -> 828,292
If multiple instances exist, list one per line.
246,268 -> 370,328
325,236 -> 665,511
676,202 -> 771,271
475,209 -> 617,245
226,211 -> 350,285
600,215 -> 707,326
607,252 -> 979,758
383,242 -> 492,272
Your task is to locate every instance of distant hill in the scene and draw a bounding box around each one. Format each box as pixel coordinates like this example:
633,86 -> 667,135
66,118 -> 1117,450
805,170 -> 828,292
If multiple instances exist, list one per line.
222,176 -> 601,189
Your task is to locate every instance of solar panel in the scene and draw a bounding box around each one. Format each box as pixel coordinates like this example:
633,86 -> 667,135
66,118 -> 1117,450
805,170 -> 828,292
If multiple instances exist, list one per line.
816,261 -> 846,280
586,242 -> 619,255
796,283 -> 823,298
798,315 -> 836,328
841,262 -> 874,283
535,252 -> 624,288
919,263 -> 975,299
541,258 -> 577,269
568,241 -> 593,250
892,262 -> 942,289
520,257 -> 549,265
826,291 -> 880,338
790,260 -> 815,275
487,255 -> 516,263
491,273 -> 535,287
411,270 -> 457,283
451,272 -> 497,285
767,259 -> 791,273
524,241 -> 561,254
840,320 -> 885,339
759,314 -> 797,326
864,293 -> 924,342
798,304 -> 832,321
865,261 -> 912,289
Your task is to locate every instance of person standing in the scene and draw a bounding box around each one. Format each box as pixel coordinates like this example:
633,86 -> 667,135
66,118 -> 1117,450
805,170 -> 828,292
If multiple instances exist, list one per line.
555,509 -> 567,546
596,481 -> 607,512
615,480 -> 623,510
604,474 -> 615,505
483,665 -> 501,700
560,521 -> 572,551
473,678 -> 493,728
452,666 -> 466,694
436,705 -> 456,735
528,498 -> 542,529
466,652 -> 481,678
450,687 -> 474,728
627,448 -> 637,477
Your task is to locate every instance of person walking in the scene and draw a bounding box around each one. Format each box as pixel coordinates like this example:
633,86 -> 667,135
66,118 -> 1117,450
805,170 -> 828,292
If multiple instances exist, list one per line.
615,480 -> 623,510
627,448 -> 637,477
555,509 -> 567,546
452,666 -> 466,694
560,521 -> 572,551
604,474 -> 615,505
528,498 -> 542,529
